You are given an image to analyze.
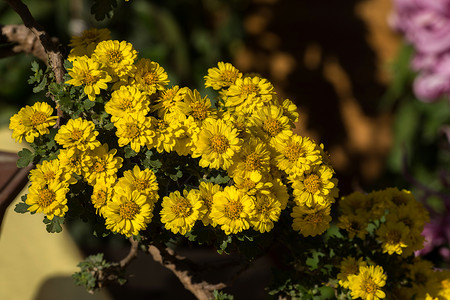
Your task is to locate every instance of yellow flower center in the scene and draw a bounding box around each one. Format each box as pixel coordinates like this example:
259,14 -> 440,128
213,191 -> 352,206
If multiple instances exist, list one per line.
82,71 -> 98,86
71,129 -> 84,141
191,103 -> 208,121
120,97 -> 134,110
237,178 -> 256,191
257,201 -> 272,217
37,189 -> 55,207
124,123 -> 139,138
304,174 -> 321,194
108,50 -> 123,63
220,70 -> 238,85
43,171 -> 56,182
386,230 -> 401,243
305,212 -> 323,225
93,190 -> 107,208
93,161 -> 106,173
156,120 -> 168,132
363,278 -> 378,295
30,112 -> 47,126
283,142 -> 302,162
171,197 -> 192,218
119,200 -> 140,220
224,200 -> 243,220
143,72 -> 157,86
244,153 -> 261,171
134,178 -> 149,191
210,134 -> 229,154
202,194 -> 213,210
241,83 -> 257,96
263,118 -> 282,137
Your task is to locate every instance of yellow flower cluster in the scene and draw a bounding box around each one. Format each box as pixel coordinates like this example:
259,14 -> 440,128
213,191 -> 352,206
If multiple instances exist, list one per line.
337,187 -> 429,257
11,29 -> 339,238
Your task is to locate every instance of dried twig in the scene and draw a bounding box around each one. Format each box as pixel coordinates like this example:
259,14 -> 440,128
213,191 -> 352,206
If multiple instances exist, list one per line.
120,238 -> 140,268
148,244 -> 226,300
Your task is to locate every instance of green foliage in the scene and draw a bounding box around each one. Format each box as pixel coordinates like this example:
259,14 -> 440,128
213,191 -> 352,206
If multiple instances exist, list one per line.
14,194 -> 30,214
43,216 -> 65,233
16,148 -> 34,168
213,290 -> 234,300
73,253 -> 126,293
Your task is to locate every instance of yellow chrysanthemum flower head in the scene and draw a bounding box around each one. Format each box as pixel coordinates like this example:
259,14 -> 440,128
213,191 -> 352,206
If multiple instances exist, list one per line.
210,185 -> 255,235
29,158 -> 71,186
251,105 -> 292,146
57,147 -> 85,179
376,221 -> 410,255
290,203 -> 331,237
10,102 -> 58,144
68,28 -> 111,60
81,143 -> 123,186
224,76 -> 274,113
115,165 -> 159,204
204,62 -> 242,90
337,257 -> 368,289
26,181 -> 70,220
160,189 -> 207,235
93,40 -> 137,80
250,193 -> 282,233
105,84 -> 149,123
348,265 -> 387,300
290,164 -> 338,207
192,118 -> 242,170
66,55 -> 112,101
152,85 -> 188,118
91,178 -> 115,217
337,213 -> 369,240
104,187 -> 154,237
146,116 -> 183,153
55,117 -> 101,151
114,111 -> 153,153
197,181 -> 222,227
134,58 -> 169,95
274,134 -> 321,177
176,88 -> 216,125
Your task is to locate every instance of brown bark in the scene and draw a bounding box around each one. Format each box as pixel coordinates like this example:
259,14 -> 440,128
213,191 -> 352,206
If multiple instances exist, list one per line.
148,244 -> 226,300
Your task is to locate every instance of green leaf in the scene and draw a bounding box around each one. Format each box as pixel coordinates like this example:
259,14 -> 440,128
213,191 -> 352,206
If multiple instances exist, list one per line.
14,195 -> 30,213
17,148 -> 34,168
124,146 -> 138,158
91,0 -> 117,21
43,215 -> 65,233
33,75 -> 47,93
83,98 -> 96,110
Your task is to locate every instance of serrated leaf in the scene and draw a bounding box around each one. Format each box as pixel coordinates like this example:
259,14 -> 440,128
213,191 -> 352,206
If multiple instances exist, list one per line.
33,75 -> 47,93
83,98 -> 96,110
17,148 -> 34,168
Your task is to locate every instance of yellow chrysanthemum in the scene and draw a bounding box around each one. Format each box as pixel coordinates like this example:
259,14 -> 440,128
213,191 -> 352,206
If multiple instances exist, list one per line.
146,116 -> 183,153
29,159 -> 71,186
160,189 -> 206,235
193,119 -> 242,170
278,98 -> 299,126
274,134 -> 321,177
251,193 -> 281,233
134,58 -> 169,95
104,188 -> 153,237
210,186 -> 255,235
385,202 -> 429,234
10,102 -> 58,143
55,118 -> 101,151
105,85 -> 149,123
290,164 -> 338,207
227,137 -> 271,180
290,203 -> 331,237
250,105 -> 292,146
57,147 -> 85,178
224,76 -> 274,113
269,177 -> 289,210
405,259 -> 442,299
66,56 -> 112,101
376,221 -> 410,255
337,257 -> 368,289
91,178 -> 115,217
68,28 -> 111,60
173,116 -> 198,156
234,173 -> 273,196
114,111 -> 153,153
152,85 -> 188,118
348,265 -> 387,300
204,62 -> 242,90
26,181 -> 70,220
337,214 -> 369,240
115,165 -> 159,203
175,88 -> 217,125
81,143 -> 123,186
198,181 -> 222,227
92,40 -> 137,79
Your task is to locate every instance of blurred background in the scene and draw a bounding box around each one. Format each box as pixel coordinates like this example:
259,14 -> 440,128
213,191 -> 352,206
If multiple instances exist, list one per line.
0,0 -> 449,299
